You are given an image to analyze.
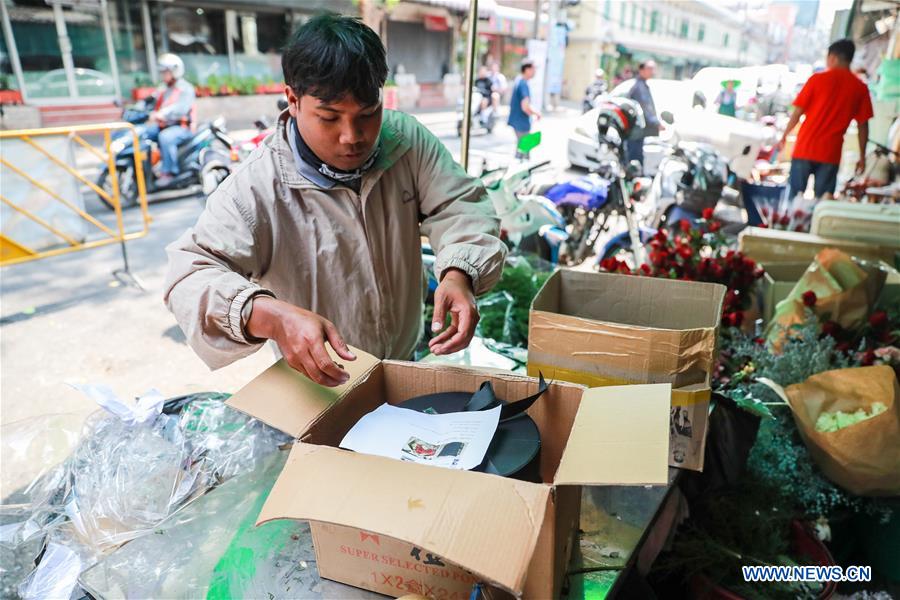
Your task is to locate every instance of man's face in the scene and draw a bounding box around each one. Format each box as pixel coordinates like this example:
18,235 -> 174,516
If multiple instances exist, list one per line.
288,87 -> 383,171
640,63 -> 656,79
523,66 -> 535,80
161,69 -> 175,85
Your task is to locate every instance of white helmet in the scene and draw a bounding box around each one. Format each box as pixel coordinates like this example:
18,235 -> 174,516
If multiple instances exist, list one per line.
157,53 -> 184,79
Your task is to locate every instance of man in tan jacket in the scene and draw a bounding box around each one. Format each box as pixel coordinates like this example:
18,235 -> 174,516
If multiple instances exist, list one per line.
164,14 -> 506,387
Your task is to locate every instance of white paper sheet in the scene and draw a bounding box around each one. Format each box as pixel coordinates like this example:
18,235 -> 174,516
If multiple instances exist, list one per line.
339,403 -> 501,470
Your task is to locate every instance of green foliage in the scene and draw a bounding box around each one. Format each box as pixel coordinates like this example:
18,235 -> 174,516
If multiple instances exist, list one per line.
720,314 -> 850,420
654,475 -> 823,600
132,72 -> 153,88
477,258 -> 552,347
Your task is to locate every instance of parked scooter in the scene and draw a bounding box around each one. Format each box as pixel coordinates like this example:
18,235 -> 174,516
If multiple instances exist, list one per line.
234,99 -> 289,160
481,159 -> 569,262
457,88 -> 496,136
97,96 -> 235,210
598,112 -> 745,265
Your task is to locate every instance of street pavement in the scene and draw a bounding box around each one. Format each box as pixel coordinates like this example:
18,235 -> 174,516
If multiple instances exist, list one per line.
0,105 -> 585,466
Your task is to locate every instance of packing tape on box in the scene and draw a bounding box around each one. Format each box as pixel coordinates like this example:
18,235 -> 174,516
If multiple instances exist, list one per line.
526,363 -> 711,407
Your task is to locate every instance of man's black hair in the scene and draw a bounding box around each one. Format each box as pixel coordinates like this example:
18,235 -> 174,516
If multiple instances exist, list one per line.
282,13 -> 387,106
520,59 -> 534,73
828,38 -> 855,64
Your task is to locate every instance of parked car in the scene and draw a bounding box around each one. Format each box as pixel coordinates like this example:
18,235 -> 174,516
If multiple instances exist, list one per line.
36,68 -> 116,97
567,79 -> 765,180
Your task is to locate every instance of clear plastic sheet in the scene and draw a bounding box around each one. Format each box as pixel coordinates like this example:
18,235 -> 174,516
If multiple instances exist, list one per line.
81,451 -> 380,599
1,392 -> 290,599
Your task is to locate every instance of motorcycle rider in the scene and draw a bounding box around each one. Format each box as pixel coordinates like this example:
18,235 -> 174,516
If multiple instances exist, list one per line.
474,66 -> 494,120
146,53 -> 197,186
582,68 -> 608,113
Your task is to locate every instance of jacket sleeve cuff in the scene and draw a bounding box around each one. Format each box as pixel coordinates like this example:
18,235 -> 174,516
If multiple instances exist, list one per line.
435,257 -> 480,295
227,286 -> 275,344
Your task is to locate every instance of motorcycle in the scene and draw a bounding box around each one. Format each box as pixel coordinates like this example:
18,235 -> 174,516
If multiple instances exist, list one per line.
598,115 -> 744,265
96,96 -> 235,210
582,80 -> 608,113
457,88 -> 496,136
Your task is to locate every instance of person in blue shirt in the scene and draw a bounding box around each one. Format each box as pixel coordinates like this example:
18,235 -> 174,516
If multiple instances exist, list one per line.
507,59 -> 541,159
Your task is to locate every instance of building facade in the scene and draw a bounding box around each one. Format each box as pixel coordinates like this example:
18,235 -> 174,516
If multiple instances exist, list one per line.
563,0 -> 769,100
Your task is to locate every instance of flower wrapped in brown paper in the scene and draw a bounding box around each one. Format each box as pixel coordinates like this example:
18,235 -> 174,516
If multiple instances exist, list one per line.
767,248 -> 886,347
783,366 -> 900,497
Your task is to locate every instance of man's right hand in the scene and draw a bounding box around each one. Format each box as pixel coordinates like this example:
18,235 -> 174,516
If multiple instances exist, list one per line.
246,296 -> 356,387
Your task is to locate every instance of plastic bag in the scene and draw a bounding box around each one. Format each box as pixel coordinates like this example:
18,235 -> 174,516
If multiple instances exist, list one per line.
0,414 -> 83,549
3,391 -> 291,598
78,452 -> 295,598
17,527 -> 99,600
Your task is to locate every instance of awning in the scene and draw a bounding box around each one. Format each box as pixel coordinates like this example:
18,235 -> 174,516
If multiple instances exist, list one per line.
479,3 -> 547,37
406,0 -> 496,18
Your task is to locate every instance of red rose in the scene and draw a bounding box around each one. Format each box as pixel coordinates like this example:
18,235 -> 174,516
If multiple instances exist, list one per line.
835,341 -> 852,353
639,263 -> 651,275
878,330 -> 896,344
677,245 -> 693,260
758,223 -> 769,228
722,311 -> 743,328
869,310 -> 889,330
821,320 -> 842,338
780,215 -> 790,226
724,290 -> 739,309
702,207 -> 715,220
679,219 -> 692,233
708,221 -> 722,233
801,290 -> 817,307
861,349 -> 876,366
753,337 -> 765,346
794,224 -> 805,232
600,258 -> 617,272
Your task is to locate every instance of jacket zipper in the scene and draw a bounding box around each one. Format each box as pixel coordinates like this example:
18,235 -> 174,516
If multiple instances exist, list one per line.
352,185 -> 389,356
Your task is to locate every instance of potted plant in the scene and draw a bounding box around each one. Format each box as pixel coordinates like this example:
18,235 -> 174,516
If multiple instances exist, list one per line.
130,72 -> 156,101
255,77 -> 285,95
0,74 -> 23,105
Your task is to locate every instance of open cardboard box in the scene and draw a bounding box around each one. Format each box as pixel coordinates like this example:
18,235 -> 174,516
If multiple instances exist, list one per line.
226,350 -> 671,598
738,226 -> 899,266
526,269 -> 727,472
758,260 -> 900,323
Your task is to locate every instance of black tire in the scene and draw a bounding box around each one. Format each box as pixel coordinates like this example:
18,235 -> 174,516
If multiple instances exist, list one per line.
96,162 -> 140,211
599,239 -> 632,264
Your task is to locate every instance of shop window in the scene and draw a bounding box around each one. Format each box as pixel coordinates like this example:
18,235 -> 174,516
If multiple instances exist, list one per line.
619,3 -> 626,28
650,11 -> 658,34
604,0 -> 611,20
680,19 -> 689,39
630,5 -> 636,30
723,33 -> 730,47
698,23 -> 705,43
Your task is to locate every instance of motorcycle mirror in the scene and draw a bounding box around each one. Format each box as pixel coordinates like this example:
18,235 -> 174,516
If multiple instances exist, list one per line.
626,160 -> 643,179
277,99 -> 288,111
661,111 -> 674,125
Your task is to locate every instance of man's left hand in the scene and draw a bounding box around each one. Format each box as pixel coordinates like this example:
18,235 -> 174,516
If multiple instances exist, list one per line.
429,268 -> 479,356
855,157 -> 866,175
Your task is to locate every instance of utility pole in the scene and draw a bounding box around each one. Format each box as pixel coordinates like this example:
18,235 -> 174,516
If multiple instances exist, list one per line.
533,0 -> 541,39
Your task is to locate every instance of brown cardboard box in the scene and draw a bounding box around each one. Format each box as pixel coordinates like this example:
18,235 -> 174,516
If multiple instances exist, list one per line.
758,260 -> 900,324
526,269 -> 727,472
226,352 -> 671,598
739,227 -> 899,265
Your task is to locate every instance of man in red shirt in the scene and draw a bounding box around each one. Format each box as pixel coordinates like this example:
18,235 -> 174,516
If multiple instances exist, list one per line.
778,39 -> 873,198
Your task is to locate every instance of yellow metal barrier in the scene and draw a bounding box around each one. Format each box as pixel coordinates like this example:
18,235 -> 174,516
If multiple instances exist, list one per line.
0,122 -> 151,284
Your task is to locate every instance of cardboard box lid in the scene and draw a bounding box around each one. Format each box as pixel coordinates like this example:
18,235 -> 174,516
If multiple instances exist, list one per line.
554,384 -> 671,485
258,443 -> 551,596
226,346 -> 381,438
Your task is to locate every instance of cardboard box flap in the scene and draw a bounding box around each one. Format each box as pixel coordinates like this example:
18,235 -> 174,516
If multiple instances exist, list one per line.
259,443 -> 551,595
554,384 -> 671,485
226,346 -> 380,438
